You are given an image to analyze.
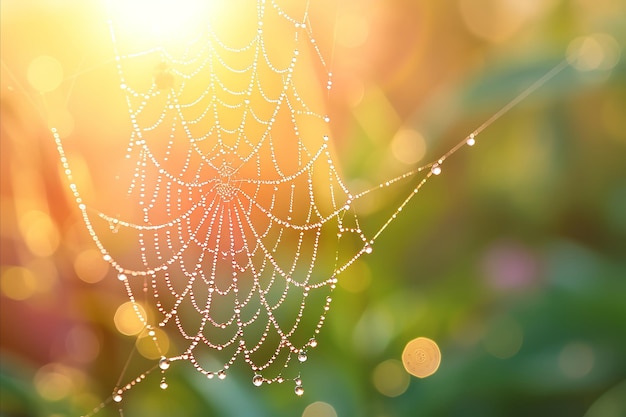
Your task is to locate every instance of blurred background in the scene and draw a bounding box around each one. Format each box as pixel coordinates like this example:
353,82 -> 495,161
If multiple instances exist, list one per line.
1,0 -> 625,416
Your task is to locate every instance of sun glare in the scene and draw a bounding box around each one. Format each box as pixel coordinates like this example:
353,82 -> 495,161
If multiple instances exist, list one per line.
107,0 -> 221,43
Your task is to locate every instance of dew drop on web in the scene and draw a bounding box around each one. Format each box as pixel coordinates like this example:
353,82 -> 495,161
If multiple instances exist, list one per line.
158,357 -> 170,370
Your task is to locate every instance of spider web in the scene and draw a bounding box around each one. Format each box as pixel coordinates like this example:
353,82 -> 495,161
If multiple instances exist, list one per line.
53,0 -> 387,401
50,0 -> 569,410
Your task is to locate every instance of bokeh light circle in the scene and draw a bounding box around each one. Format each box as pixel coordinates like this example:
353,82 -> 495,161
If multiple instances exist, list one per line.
114,302 -> 148,336
302,401 -> 338,417
402,337 -> 441,378
372,359 -> 410,397
27,55 -> 63,93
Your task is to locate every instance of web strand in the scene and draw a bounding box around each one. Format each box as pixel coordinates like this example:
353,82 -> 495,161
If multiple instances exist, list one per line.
361,58 -> 570,246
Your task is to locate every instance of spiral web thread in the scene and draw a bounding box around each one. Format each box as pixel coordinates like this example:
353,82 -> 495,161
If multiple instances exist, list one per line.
49,0 -> 570,413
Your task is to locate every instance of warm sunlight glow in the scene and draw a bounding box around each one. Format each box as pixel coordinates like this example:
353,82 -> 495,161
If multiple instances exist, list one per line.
108,0 -> 222,43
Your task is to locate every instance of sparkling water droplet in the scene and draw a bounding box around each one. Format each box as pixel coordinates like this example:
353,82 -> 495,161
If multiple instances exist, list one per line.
431,164 -> 442,175
159,357 -> 170,370
252,375 -> 263,386
466,134 -> 476,146
218,370 -> 227,380
295,386 -> 305,396
294,377 -> 302,386
113,394 -> 123,403
364,245 -> 373,254
117,273 -> 127,281
298,351 -> 307,362
308,338 -> 318,348
160,381 -> 168,390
